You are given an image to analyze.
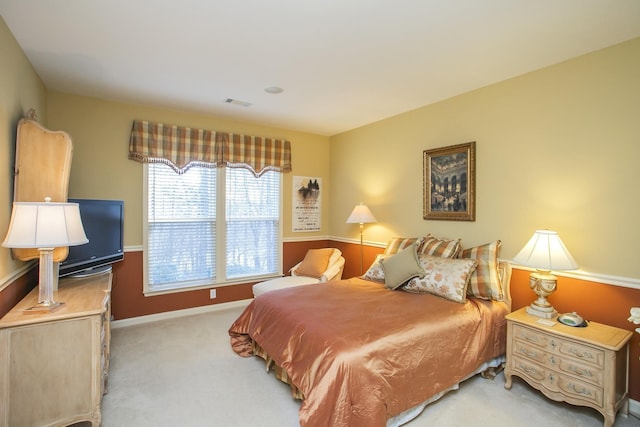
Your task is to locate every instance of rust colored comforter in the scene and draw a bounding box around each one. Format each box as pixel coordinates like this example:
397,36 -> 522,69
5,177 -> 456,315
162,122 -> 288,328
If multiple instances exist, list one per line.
229,277 -> 508,427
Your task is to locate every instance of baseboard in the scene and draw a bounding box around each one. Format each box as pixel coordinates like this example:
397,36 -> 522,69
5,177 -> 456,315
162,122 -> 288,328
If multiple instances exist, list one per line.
111,298 -> 253,329
630,398 -> 640,418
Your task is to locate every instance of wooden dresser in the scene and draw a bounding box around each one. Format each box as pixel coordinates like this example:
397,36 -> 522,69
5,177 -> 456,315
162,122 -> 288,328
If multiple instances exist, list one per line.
0,271 -> 112,427
505,307 -> 632,427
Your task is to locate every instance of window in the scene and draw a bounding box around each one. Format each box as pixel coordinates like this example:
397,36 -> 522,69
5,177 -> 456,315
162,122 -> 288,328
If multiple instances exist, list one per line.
145,163 -> 281,293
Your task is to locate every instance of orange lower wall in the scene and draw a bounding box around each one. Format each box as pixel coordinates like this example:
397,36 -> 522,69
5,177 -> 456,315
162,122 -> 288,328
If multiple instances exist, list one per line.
2,240 -> 639,401
0,267 -> 38,319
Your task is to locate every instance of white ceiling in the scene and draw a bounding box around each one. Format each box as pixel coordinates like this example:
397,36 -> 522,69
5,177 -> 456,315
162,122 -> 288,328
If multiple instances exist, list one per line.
2,1 -> 639,136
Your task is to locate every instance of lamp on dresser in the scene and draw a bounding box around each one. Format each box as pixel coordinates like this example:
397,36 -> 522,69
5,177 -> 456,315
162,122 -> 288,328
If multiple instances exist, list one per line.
2,197 -> 88,311
512,229 -> 578,319
346,202 -> 377,275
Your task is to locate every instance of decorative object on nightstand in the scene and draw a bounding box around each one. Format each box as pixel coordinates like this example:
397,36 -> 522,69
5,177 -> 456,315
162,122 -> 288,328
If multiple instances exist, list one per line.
512,229 -> 578,319
504,307 -> 632,427
628,307 -> 640,360
2,197 -> 88,311
628,307 -> 640,334
346,202 -> 377,275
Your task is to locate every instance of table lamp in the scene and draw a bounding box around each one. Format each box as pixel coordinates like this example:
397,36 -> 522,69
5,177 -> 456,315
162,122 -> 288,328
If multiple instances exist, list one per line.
512,229 -> 578,318
346,202 -> 377,274
2,198 -> 88,311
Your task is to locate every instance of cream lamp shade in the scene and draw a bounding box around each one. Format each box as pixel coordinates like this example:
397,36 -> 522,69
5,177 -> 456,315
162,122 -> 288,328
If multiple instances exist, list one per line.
2,198 -> 88,311
346,202 -> 377,275
346,202 -> 377,225
513,229 -> 578,318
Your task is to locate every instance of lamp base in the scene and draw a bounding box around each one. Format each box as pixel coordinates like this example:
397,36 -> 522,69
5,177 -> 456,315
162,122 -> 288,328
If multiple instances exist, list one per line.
22,248 -> 65,313
526,270 -> 558,319
24,301 -> 64,313
526,304 -> 557,319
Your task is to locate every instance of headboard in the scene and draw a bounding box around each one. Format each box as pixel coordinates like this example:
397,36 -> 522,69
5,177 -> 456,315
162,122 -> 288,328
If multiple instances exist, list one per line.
498,261 -> 513,312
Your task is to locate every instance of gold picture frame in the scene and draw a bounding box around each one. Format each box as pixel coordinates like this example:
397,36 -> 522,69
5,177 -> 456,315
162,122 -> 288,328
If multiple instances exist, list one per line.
423,141 -> 476,221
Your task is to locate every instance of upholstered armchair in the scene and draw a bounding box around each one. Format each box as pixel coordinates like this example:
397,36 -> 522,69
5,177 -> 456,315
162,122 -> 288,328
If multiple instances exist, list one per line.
252,248 -> 345,297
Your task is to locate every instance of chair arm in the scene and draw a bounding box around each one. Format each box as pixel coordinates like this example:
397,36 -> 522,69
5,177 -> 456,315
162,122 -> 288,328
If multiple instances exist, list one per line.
320,257 -> 345,282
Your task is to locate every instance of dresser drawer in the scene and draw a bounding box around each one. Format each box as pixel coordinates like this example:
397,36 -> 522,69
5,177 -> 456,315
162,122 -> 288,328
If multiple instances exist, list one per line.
513,324 -> 604,369
557,340 -> 604,368
513,340 -> 549,365
555,373 -> 603,407
510,355 -> 547,382
512,324 -> 552,349
557,356 -> 603,387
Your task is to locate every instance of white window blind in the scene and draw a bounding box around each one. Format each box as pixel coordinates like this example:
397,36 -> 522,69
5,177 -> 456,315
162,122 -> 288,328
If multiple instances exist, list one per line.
145,163 -> 281,292
226,168 -> 280,279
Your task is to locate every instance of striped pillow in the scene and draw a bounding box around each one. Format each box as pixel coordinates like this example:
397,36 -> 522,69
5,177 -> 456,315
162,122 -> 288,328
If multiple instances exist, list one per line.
418,234 -> 461,258
459,240 -> 503,300
383,237 -> 421,255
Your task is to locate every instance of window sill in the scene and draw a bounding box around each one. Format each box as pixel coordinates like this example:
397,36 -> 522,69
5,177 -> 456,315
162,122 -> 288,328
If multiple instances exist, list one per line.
143,274 -> 284,297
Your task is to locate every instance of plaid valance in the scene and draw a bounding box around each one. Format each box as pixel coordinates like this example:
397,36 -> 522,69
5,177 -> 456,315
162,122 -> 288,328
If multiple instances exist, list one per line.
128,120 -> 292,176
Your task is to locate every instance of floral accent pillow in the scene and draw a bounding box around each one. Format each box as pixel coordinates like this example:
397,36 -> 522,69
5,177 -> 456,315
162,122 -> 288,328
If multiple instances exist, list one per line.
362,254 -> 389,282
402,255 -> 478,303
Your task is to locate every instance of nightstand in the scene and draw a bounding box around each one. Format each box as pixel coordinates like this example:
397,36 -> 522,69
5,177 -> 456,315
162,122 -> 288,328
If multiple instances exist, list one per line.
504,307 -> 632,427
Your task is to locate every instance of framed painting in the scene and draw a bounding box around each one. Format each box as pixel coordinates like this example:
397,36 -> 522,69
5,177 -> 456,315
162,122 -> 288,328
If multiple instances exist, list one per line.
423,141 -> 476,221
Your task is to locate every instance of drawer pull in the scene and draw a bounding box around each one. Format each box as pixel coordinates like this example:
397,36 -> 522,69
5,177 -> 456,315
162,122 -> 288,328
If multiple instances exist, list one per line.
550,340 -> 557,348
567,365 -> 593,378
518,347 -> 538,359
569,348 -> 594,360
567,383 -> 593,397
518,364 -> 540,376
550,356 -> 556,365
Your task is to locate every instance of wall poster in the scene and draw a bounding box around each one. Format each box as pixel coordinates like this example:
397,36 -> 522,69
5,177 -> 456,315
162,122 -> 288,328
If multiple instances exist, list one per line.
292,176 -> 321,232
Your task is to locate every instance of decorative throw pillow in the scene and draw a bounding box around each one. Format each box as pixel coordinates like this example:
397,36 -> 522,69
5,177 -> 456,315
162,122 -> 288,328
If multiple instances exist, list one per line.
459,240 -> 503,300
417,234 -> 461,258
362,254 -> 389,282
292,248 -> 334,278
383,237 -> 421,255
380,242 -> 425,290
402,255 -> 477,303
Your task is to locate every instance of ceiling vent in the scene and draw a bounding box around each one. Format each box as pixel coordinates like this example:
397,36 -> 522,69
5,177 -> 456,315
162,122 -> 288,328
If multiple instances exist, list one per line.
225,98 -> 252,107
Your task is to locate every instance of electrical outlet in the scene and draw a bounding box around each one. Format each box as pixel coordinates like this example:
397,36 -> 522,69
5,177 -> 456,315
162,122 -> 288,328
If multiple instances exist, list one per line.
209,289 -> 217,299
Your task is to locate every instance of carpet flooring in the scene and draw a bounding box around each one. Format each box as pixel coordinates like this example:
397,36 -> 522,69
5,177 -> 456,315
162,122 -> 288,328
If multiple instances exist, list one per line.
101,304 -> 639,426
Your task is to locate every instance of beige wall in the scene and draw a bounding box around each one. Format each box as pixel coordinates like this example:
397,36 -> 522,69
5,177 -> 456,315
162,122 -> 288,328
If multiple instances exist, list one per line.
45,92 -> 332,247
0,16 -> 47,286
330,38 -> 640,280
2,10 -> 639,284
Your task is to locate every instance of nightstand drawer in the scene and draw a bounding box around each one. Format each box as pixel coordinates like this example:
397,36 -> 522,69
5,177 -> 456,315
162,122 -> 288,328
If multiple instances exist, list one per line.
513,340 -> 549,365
558,357 -> 603,387
513,324 -> 605,369
557,340 -> 604,368
510,355 -> 547,382
555,373 -> 603,407
512,324 -> 552,349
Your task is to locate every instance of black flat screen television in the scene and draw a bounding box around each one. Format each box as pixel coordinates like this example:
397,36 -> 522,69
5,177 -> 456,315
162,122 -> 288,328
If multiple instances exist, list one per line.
59,199 -> 124,277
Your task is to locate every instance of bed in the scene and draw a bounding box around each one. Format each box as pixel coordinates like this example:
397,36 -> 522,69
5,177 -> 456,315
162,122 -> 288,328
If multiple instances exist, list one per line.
229,237 -> 511,427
